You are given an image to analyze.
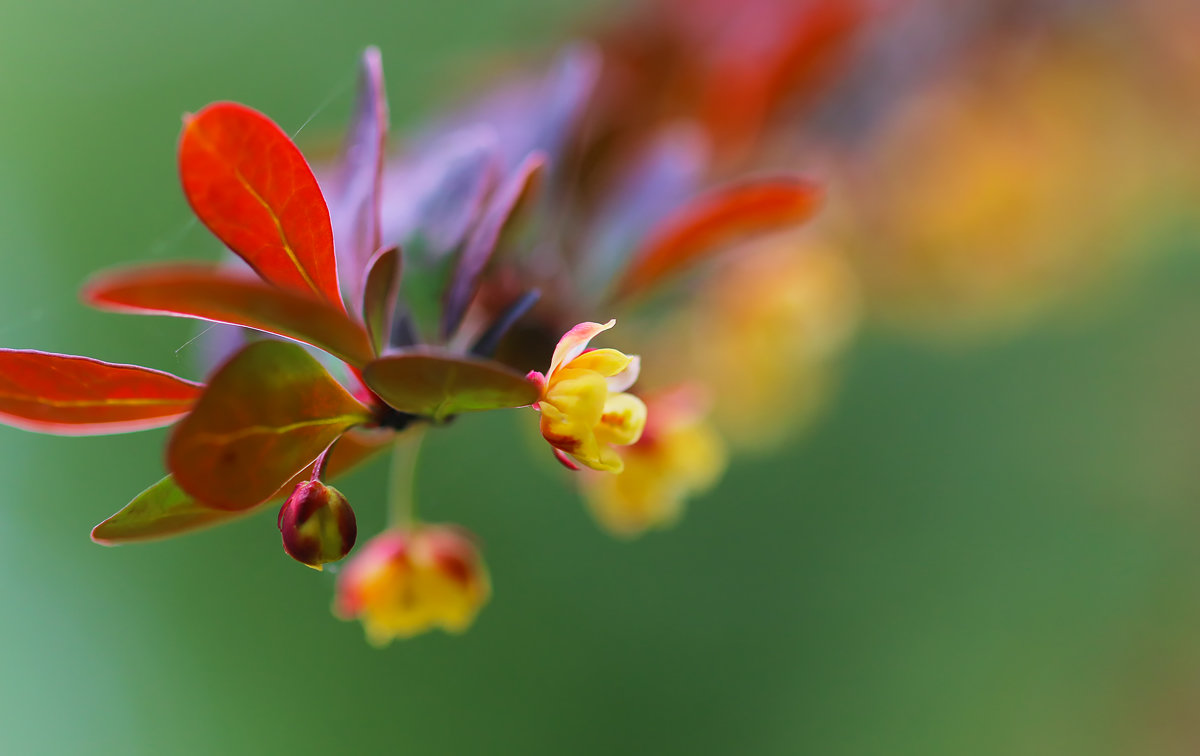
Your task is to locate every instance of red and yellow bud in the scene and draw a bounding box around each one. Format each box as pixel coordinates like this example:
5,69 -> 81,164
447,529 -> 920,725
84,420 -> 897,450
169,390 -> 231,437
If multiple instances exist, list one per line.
277,480 -> 357,570
334,525 -> 491,645
580,386 -> 726,537
529,320 -> 647,472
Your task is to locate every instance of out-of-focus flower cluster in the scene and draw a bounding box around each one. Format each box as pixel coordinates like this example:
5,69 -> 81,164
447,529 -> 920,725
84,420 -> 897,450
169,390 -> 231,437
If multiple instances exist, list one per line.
0,0 -> 1189,645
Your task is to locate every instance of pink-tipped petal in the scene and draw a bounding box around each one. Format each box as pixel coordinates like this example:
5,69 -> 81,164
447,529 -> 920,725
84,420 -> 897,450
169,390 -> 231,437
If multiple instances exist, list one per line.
549,320 -> 616,376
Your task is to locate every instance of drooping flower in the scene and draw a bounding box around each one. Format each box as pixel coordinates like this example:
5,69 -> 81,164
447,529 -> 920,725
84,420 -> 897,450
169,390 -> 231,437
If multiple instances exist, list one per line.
677,235 -> 860,450
528,320 -> 647,473
334,525 -> 491,645
579,386 -> 726,537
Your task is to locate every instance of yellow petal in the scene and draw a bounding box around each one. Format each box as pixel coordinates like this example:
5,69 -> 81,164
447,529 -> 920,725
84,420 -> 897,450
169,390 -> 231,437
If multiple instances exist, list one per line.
568,348 -> 632,378
594,392 -> 647,448
540,369 -> 609,463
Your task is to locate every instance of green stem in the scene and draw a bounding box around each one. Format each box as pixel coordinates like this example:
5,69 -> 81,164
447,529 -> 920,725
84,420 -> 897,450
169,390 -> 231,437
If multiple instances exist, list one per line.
388,426 -> 426,528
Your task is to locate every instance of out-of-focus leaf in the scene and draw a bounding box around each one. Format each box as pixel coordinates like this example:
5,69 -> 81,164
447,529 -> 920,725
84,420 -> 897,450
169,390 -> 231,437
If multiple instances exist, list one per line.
0,350 -> 201,435
331,47 -> 388,307
441,153 -> 545,338
502,43 -> 600,174
91,475 -> 248,545
179,101 -> 343,308
84,264 -> 375,366
617,177 -> 823,297
581,124 -> 710,295
422,44 -> 599,172
361,247 -> 401,355
168,341 -> 370,510
380,127 -> 499,258
470,289 -> 540,358
363,349 -> 538,421
695,0 -> 869,155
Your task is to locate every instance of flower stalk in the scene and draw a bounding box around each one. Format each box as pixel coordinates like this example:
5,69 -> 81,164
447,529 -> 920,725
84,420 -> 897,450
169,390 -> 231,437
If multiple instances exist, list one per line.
388,427 -> 426,528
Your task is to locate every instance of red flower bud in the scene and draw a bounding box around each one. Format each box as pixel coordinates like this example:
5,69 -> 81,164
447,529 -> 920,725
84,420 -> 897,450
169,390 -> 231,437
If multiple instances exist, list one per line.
277,480 -> 357,570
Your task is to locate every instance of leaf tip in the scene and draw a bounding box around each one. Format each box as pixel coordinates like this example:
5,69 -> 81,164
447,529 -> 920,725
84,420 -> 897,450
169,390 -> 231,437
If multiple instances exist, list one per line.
89,521 -> 118,547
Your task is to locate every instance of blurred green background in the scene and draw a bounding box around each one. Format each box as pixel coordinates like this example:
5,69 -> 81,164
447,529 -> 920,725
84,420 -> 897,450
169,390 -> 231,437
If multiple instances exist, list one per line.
3,1 -> 1200,754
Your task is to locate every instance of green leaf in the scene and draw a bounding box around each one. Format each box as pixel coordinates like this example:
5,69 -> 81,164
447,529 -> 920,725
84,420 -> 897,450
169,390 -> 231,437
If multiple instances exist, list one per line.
168,340 -> 371,510
363,349 -> 539,421
91,476 -> 250,545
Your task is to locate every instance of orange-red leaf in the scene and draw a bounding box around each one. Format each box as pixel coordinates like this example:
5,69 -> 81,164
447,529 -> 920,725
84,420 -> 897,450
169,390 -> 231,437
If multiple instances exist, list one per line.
179,101 -> 343,308
617,178 -> 823,297
84,264 -> 375,366
168,340 -> 370,510
363,349 -> 539,421
0,350 -> 201,435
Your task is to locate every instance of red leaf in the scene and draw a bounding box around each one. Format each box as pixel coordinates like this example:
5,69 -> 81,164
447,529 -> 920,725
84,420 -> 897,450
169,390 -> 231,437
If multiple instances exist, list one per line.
617,177 -> 823,297
360,247 -> 401,355
331,47 -> 389,308
0,350 -> 201,435
168,340 -> 370,510
179,101 -> 343,308
84,263 -> 375,366
442,152 -> 545,338
363,349 -> 539,421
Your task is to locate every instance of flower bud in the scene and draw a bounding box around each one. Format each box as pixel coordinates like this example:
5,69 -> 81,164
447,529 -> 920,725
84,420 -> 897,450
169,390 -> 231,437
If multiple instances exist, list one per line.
277,480 -> 357,570
334,525 -> 491,645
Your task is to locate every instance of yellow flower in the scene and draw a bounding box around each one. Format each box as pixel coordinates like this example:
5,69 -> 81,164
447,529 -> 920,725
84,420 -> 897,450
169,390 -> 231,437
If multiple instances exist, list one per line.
580,386 -> 726,537
529,320 -> 647,472
677,237 -> 860,450
847,38 -> 1164,334
334,525 -> 490,646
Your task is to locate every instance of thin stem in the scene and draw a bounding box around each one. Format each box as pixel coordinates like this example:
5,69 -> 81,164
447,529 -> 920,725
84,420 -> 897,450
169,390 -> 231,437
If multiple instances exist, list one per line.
388,427 -> 427,528
310,444 -> 334,482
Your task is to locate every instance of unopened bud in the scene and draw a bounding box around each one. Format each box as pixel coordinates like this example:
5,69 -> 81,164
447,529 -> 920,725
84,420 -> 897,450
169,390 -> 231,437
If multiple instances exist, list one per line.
277,481 -> 357,570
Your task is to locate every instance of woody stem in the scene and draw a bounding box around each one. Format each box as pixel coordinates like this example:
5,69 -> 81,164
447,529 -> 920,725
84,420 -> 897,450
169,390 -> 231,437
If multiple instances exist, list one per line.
388,427 -> 426,528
